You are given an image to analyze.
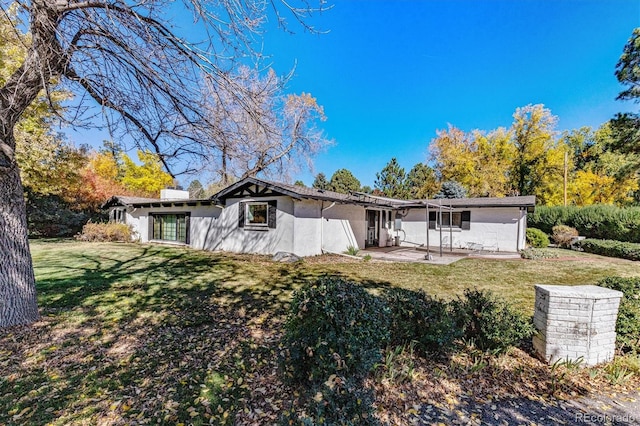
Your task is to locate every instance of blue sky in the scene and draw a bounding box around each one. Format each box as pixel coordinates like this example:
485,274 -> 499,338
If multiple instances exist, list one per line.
69,1 -> 640,188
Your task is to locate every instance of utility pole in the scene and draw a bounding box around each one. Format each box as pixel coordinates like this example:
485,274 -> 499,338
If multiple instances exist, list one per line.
563,151 -> 568,207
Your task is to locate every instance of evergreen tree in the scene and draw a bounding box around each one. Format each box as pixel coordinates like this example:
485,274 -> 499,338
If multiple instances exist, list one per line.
434,180 -> 468,199
312,172 -> 329,190
374,157 -> 408,199
406,163 -> 439,199
187,180 -> 205,198
329,169 -> 361,194
294,180 -> 306,187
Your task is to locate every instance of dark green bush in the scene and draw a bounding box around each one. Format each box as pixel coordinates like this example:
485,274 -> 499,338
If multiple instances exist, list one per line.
526,228 -> 549,248
451,289 -> 535,354
280,376 -> 380,426
574,239 -> 640,261
528,205 -> 640,243
279,277 -> 390,384
382,287 -> 458,355
597,277 -> 640,353
551,224 -> 579,248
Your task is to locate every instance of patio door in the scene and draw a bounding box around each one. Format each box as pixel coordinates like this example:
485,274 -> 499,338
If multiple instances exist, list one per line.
365,210 -> 380,247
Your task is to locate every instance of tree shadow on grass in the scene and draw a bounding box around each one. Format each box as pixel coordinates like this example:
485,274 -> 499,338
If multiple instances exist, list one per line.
1,242 -> 394,425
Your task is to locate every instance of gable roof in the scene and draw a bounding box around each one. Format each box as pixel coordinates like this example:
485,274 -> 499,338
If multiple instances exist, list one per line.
211,176 -> 408,208
211,177 -> 536,209
102,195 -> 217,209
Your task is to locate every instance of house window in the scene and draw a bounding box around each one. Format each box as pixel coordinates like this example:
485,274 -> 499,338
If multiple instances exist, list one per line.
238,200 -> 277,229
151,213 -> 189,243
439,212 -> 462,228
429,211 -> 471,230
111,208 -> 126,224
247,203 -> 268,226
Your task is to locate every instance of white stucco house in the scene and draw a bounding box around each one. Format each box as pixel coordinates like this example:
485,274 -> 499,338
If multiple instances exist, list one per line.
103,176 -> 536,256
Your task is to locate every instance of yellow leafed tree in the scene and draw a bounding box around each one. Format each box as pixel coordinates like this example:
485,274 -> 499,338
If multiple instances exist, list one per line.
120,150 -> 173,197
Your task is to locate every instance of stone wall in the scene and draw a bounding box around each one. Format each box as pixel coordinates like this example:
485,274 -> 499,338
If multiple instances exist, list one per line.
533,285 -> 622,366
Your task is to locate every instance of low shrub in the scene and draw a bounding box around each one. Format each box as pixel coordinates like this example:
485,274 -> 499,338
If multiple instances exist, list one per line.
574,239 -> 640,262
280,376 -> 380,426
551,225 -> 579,248
279,276 -> 390,385
520,248 -> 560,260
344,245 -> 360,256
382,287 -> 458,355
451,288 -> 535,354
526,228 -> 549,248
597,277 -> 640,353
76,222 -> 133,242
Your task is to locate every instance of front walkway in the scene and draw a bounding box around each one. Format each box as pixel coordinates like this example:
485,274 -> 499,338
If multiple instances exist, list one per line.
361,246 -> 521,265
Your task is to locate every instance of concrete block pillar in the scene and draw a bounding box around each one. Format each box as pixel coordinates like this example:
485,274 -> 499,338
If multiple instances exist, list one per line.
533,285 -> 622,366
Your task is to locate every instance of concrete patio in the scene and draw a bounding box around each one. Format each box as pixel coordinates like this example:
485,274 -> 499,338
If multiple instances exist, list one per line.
360,246 -> 521,265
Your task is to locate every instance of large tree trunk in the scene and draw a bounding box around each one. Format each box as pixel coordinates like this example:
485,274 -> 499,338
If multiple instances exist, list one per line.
0,158 -> 38,327
0,3 -> 65,328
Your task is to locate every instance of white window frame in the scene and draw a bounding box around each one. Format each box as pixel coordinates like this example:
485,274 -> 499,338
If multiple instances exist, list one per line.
437,211 -> 462,229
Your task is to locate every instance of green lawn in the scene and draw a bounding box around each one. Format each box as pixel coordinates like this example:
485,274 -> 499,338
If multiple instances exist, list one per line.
1,240 -> 638,424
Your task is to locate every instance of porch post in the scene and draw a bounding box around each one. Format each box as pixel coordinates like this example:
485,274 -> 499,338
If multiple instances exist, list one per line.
439,202 -> 443,257
425,202 -> 429,255
449,202 -> 453,253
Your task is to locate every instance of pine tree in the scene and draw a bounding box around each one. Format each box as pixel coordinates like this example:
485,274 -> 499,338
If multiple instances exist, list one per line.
406,163 -> 439,199
374,157 -> 408,199
312,173 -> 329,190
434,181 -> 468,199
329,169 -> 361,194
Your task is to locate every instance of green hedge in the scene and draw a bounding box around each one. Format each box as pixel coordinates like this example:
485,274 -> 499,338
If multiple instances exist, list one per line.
528,205 -> 640,243
574,239 -> 640,261
597,277 -> 640,353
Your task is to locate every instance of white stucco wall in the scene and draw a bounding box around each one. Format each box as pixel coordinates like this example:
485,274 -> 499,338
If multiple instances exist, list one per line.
400,207 -> 526,252
322,203 -> 366,253
199,196 -> 295,255
292,199 -> 322,256
126,204 -> 221,248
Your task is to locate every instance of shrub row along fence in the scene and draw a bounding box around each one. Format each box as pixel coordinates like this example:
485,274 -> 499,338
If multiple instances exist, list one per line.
528,205 -> 640,243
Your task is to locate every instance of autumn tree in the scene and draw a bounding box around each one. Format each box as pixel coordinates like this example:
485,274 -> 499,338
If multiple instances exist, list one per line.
0,8 -> 90,236
564,124 -> 638,205
120,151 -> 174,198
430,125 -> 477,191
329,168 -> 361,194
312,172 -> 329,190
406,163 -> 439,199
0,0 -> 328,327
472,128 -> 515,197
510,104 -> 564,204
374,157 -> 408,198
